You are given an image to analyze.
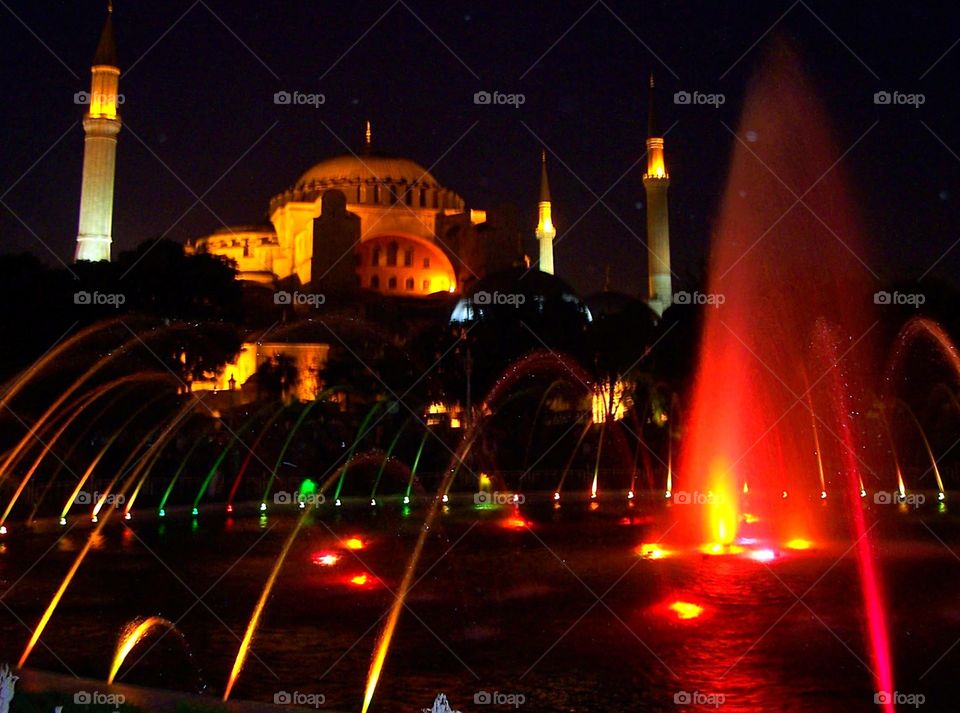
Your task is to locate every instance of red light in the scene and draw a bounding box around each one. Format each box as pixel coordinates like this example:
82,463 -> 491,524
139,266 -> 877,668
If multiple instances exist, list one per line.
226,504 -> 233,513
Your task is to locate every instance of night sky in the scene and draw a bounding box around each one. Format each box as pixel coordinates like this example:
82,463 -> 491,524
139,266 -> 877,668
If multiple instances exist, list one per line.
2,1 -> 960,297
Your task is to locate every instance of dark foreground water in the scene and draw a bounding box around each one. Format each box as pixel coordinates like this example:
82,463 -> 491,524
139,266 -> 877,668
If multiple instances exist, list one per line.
0,495 -> 957,712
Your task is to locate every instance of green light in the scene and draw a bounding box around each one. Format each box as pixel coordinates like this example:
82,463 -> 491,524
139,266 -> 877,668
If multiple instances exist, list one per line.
191,507 -> 199,516
159,509 -> 166,518
259,502 -> 267,512
401,505 -> 411,518
300,478 -> 317,496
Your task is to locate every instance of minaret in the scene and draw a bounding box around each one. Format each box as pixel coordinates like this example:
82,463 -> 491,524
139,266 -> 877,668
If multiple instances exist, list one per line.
363,120 -> 372,153
535,150 -> 556,274
643,73 -> 672,316
75,3 -> 121,263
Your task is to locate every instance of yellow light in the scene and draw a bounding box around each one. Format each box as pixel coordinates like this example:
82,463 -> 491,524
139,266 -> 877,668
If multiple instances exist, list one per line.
344,537 -> 364,550
350,574 -> 369,586
668,601 -> 703,620
785,538 -> 812,551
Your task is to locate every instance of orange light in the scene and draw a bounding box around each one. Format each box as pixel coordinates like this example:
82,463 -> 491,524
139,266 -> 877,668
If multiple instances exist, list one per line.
700,542 -> 744,556
637,543 -> 667,560
742,513 -> 760,524
785,538 -> 812,551
501,517 -> 528,530
345,537 -> 364,550
350,574 -> 369,586
668,601 -> 703,620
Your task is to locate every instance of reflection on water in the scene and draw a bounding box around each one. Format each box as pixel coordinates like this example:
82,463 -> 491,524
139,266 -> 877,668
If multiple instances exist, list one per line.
0,500 -> 956,711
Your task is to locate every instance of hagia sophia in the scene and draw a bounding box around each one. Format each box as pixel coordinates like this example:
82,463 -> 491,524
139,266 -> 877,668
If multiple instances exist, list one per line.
72,6 -> 674,398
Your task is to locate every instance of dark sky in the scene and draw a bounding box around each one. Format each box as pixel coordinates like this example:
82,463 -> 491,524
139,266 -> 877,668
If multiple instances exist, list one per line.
2,0 -> 959,297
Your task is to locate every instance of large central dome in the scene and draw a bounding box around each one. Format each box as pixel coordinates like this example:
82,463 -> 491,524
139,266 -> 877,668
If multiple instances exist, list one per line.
296,152 -> 439,190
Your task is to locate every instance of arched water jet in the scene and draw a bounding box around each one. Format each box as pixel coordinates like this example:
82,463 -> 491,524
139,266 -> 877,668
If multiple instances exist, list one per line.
223,402 -> 290,510
331,398 -> 391,505
260,399 -> 325,507
891,400 -> 945,496
190,402 -> 279,515
55,393 -> 171,524
18,399 -> 197,667
108,616 -> 186,684
371,419 -> 409,502
0,376 -> 172,527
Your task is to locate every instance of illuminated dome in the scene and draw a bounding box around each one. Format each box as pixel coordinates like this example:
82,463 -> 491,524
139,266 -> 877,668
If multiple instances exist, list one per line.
296,152 -> 440,190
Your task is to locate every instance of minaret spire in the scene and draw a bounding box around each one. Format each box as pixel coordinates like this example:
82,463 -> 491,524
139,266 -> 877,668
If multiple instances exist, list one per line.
75,2 -> 121,262
535,149 -> 556,275
363,120 -> 372,153
643,72 -> 672,316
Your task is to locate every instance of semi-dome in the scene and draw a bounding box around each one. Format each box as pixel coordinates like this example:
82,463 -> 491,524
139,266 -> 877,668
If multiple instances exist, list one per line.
296,152 -> 439,190
450,267 -> 592,324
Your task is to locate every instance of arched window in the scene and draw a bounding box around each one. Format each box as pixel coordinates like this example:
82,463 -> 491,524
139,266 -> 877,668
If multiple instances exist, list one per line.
419,189 -> 427,207
422,279 -> 430,291
371,275 -> 380,289
405,278 -> 414,290
422,257 -> 430,268
371,246 -> 381,266
373,183 -> 381,203
386,242 -> 398,266
403,248 -> 413,267
388,276 -> 397,290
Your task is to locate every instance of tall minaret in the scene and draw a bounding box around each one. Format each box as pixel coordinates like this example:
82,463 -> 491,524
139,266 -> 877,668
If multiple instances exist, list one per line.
535,150 -> 556,274
643,73 -> 671,316
75,3 -> 121,263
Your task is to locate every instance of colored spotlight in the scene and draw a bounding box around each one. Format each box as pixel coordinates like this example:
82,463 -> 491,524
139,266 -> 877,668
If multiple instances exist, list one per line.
637,543 -> 667,560
345,537 -> 365,550
668,601 -> 703,620
312,552 -> 340,567
749,548 -> 776,562
785,538 -> 812,550
350,574 -> 369,586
